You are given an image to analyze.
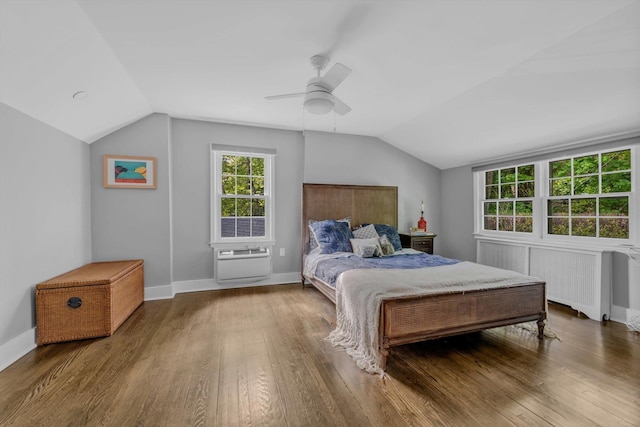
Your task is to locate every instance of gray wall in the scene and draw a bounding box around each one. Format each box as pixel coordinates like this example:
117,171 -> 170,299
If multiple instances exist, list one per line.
439,166 -> 476,262
0,103 -> 91,346
304,131 -> 442,243
171,118 -> 304,281
90,113 -> 172,288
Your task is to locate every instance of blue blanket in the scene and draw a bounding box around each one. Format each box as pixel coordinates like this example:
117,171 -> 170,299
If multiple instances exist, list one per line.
314,252 -> 460,288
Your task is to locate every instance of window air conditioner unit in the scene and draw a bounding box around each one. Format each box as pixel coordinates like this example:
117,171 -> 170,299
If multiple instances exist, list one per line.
217,247 -> 271,281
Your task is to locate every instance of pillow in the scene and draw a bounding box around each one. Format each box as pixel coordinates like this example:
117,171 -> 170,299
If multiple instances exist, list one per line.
308,217 -> 351,251
353,223 -> 379,240
350,238 -> 383,258
378,235 -> 395,255
309,219 -> 353,254
364,223 -> 403,251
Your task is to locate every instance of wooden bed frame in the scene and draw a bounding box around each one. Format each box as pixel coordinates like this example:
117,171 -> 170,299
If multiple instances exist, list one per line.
301,183 -> 546,370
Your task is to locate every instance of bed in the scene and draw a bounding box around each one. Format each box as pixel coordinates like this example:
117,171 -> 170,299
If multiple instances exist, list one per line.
301,183 -> 547,373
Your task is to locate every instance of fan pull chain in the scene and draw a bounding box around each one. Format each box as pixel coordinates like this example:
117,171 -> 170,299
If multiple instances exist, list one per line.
333,109 -> 336,133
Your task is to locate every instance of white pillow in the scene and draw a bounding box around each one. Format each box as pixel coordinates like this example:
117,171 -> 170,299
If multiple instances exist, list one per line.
353,224 -> 379,240
350,238 -> 383,258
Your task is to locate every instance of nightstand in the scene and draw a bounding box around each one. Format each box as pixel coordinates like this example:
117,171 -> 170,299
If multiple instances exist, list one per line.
399,233 -> 437,254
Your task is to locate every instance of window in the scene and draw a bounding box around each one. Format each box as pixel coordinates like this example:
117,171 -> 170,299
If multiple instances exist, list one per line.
475,145 -> 635,244
482,164 -> 535,233
210,147 -> 275,245
547,149 -> 631,239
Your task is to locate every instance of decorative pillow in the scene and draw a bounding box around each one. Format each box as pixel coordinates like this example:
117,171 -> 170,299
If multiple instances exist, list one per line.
378,235 -> 395,255
309,217 -> 351,250
309,219 -> 353,254
364,223 -> 403,251
352,223 -> 379,240
350,238 -> 383,258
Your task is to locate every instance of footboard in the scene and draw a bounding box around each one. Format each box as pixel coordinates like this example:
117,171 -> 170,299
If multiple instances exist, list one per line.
378,282 -> 546,369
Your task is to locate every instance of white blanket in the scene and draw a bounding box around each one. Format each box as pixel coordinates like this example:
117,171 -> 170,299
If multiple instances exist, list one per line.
327,261 -> 541,375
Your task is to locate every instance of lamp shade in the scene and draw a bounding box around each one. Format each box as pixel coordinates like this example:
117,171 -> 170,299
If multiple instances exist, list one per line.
304,91 -> 334,114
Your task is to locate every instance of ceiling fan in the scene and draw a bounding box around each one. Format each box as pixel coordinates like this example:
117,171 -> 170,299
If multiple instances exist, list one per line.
265,55 -> 352,115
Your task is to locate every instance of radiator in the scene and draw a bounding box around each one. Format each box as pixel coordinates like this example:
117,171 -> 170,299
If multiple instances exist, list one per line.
217,247 -> 271,281
477,239 -> 612,321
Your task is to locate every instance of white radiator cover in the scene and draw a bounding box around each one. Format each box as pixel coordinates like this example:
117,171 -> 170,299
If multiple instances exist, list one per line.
477,238 -> 612,321
217,248 -> 272,281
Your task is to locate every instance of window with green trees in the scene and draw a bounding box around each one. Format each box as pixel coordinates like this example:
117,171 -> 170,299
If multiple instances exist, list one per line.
211,149 -> 274,243
547,149 -> 631,239
483,164 -> 535,233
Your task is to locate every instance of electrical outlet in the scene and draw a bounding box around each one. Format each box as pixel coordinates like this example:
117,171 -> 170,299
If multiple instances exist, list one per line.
280,248 -> 285,256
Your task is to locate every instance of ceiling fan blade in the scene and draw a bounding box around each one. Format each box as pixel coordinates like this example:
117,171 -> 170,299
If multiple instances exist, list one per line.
333,96 -> 351,115
265,92 -> 305,100
318,63 -> 352,92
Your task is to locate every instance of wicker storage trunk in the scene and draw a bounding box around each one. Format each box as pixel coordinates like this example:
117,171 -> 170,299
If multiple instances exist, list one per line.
36,260 -> 144,345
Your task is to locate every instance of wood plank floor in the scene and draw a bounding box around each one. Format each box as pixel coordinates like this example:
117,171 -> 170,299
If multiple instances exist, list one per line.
1,284 -> 639,426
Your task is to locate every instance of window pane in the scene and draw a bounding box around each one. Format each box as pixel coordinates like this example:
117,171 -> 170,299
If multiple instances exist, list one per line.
548,218 -> 569,235
517,181 -> 535,197
252,177 -> 265,195
501,168 -> 516,183
222,176 -> 235,194
573,176 -> 599,194
602,149 -> 630,172
499,201 -> 513,215
485,185 -> 498,199
237,218 -> 251,237
599,197 -> 628,216
548,199 -> 569,216
484,216 -> 497,230
251,157 -> 265,176
484,202 -> 497,215
236,177 -> 251,195
236,156 -> 250,175
573,155 -> 598,175
571,198 -> 596,216
498,217 -> 513,231
599,218 -> 629,239
252,198 -> 265,216
517,164 -> 534,181
572,218 -> 596,237
237,198 -> 251,216
515,217 -> 533,233
221,218 -> 236,238
602,172 -> 631,193
550,159 -> 571,178
500,184 -> 515,199
222,155 -> 237,175
221,198 -> 236,216
515,201 -> 532,216
486,170 -> 499,185
252,218 -> 266,237
550,178 -> 571,196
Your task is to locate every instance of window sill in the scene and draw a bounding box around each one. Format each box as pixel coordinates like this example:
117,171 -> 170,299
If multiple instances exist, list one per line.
209,240 -> 276,250
473,233 -> 634,253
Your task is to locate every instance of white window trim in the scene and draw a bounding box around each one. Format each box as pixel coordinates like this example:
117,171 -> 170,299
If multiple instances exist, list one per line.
474,145 -> 637,249
209,148 -> 276,249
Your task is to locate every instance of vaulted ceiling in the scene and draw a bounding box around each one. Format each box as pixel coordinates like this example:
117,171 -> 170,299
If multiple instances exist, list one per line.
1,0 -> 639,169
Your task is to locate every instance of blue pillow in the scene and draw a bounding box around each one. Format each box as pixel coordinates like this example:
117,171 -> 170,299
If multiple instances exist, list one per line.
309,220 -> 354,254
364,223 -> 402,251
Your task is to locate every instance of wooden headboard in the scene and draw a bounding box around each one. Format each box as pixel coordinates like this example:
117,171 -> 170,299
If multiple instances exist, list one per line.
302,183 -> 398,253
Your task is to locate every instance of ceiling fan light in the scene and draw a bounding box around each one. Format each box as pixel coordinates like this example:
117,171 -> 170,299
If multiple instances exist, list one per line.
304,92 -> 334,114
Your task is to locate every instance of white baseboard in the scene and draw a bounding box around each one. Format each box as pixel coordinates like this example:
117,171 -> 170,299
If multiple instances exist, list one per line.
0,327 -> 36,372
143,284 -> 175,301
172,272 -> 301,295
611,305 -> 640,324
143,272 -> 301,301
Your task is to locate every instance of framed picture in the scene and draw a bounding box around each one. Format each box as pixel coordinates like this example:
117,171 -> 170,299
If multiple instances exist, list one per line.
103,155 -> 157,189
